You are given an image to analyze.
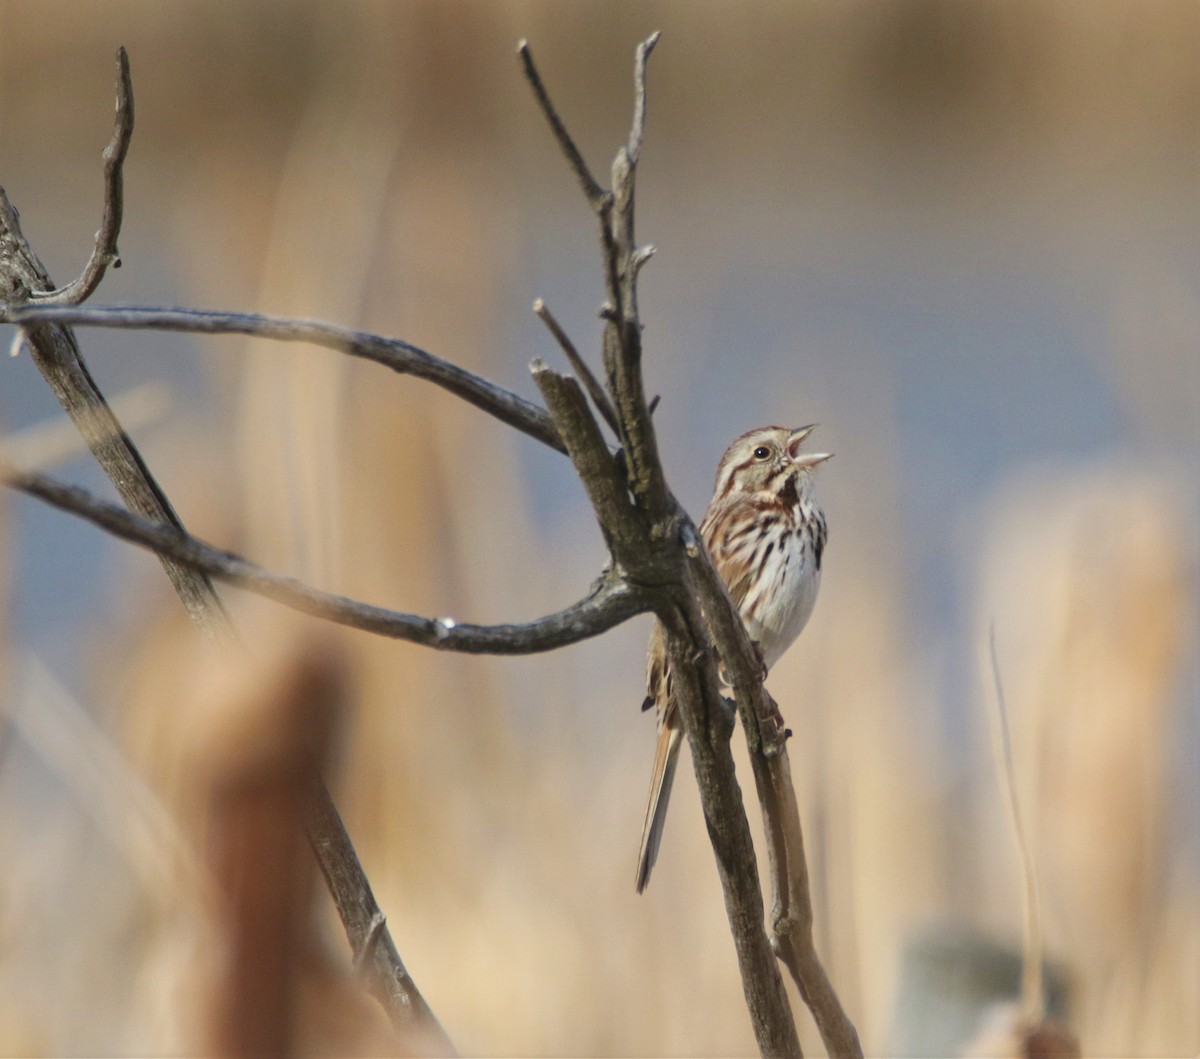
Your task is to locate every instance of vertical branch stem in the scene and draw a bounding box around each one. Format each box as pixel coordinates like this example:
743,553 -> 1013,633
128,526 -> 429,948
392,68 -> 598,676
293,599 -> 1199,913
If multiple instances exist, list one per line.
524,31 -> 861,1059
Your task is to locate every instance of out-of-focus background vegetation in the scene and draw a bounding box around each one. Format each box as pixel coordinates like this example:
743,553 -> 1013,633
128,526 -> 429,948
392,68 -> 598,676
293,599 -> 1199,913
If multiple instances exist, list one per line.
1,2 -> 1196,1055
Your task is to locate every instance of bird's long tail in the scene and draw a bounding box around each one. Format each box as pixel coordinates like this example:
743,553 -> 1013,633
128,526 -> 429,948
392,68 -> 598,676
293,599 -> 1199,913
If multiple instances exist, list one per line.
635,725 -> 683,893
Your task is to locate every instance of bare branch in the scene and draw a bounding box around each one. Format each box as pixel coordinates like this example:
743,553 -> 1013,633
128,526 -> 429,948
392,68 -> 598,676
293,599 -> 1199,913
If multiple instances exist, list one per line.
686,546 -> 863,1058
0,192 -> 230,639
0,458 -> 650,655
600,38 -> 670,522
533,299 -> 620,435
31,48 -> 134,306
0,59 -> 455,1045
517,39 -> 608,210
627,32 -> 660,165
640,585 -> 804,1058
8,304 -> 566,455
531,362 -> 650,563
524,34 -> 830,1059
305,781 -> 455,1054
2,35 -> 864,1059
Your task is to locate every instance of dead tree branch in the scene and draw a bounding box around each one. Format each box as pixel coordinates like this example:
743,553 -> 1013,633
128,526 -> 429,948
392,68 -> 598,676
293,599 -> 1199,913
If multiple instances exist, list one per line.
305,780 -> 453,1051
0,209 -> 228,637
517,39 -> 608,209
0,35 -> 862,1059
0,52 -> 453,1051
522,36 -> 861,1058
688,549 -> 862,1056
0,457 -> 649,653
533,299 -> 620,436
29,48 -> 134,307
7,304 -> 564,454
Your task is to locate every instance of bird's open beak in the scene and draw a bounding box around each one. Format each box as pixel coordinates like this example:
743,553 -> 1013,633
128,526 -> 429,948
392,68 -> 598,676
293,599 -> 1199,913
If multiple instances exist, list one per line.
788,424 -> 818,451
787,425 -> 832,467
792,451 -> 833,468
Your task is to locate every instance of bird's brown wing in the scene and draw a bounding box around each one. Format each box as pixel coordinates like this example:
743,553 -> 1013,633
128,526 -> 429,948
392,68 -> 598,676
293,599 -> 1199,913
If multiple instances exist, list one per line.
700,501 -> 756,611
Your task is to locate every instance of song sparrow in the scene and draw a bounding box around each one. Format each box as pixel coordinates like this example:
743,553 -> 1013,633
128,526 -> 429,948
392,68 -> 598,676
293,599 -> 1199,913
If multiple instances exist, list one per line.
635,425 -> 831,893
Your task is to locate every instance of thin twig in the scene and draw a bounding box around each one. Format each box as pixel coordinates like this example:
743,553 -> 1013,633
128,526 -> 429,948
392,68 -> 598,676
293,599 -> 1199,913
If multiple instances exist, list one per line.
533,299 -> 620,435
0,458 -> 650,654
599,37 -> 671,521
31,48 -> 134,306
627,32 -> 660,165
305,782 -> 455,1055
517,39 -> 608,210
8,304 -> 565,455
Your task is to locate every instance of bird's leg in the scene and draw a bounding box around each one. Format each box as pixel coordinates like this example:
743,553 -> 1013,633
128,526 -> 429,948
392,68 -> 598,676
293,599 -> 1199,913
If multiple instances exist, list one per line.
750,639 -> 768,681
761,688 -> 791,753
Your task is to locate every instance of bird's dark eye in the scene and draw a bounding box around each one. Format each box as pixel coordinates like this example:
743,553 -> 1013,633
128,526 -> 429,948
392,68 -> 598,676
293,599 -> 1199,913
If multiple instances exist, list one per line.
753,446 -> 771,460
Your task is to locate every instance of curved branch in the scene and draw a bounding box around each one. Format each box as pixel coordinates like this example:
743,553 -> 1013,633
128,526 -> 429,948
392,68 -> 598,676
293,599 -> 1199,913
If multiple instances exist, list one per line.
1,459 -> 650,654
7,304 -> 566,455
31,47 -> 134,306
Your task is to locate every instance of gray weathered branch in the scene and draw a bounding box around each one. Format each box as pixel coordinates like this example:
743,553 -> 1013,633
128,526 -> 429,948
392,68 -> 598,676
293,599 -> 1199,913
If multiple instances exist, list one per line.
517,39 -> 608,210
523,34 -> 821,1059
305,780 -> 454,1053
523,33 -> 862,1059
0,194 -> 229,638
686,499 -> 863,1057
533,299 -> 620,436
0,458 -> 649,654
7,304 -> 564,455
0,52 -> 454,1051
0,34 -> 863,1059
30,47 -> 134,307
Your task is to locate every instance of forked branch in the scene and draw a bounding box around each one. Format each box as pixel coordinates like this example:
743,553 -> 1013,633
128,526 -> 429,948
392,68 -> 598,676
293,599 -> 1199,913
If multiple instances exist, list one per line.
30,47 -> 134,307
0,457 -> 650,654
0,53 -> 452,1051
0,34 -> 863,1059
522,34 -> 861,1059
